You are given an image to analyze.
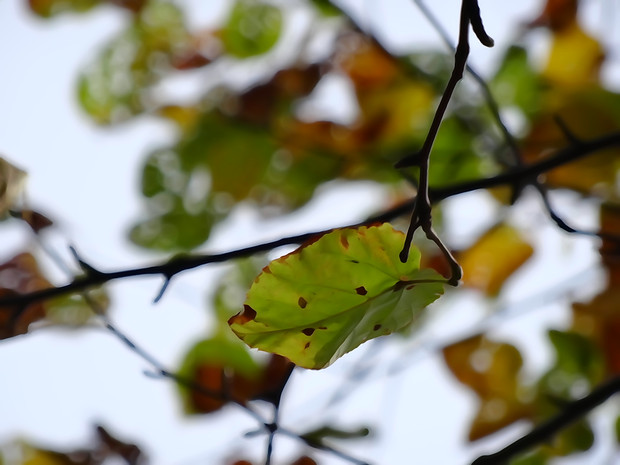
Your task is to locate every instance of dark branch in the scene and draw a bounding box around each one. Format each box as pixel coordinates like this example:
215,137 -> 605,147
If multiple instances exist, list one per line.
1,131 -> 620,310
471,375 -> 620,465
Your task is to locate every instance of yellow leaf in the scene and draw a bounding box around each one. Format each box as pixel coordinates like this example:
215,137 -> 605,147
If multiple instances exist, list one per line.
0,157 -> 27,216
543,20 -> 604,87
459,223 -> 534,295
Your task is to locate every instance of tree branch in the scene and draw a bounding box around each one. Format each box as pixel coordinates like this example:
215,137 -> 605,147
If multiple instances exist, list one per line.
1,131 -> 620,311
471,375 -> 620,465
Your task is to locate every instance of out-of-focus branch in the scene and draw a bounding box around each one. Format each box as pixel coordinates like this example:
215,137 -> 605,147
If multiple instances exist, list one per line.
471,375 -> 620,465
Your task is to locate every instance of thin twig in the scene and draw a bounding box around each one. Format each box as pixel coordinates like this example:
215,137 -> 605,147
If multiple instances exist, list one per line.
396,0 -> 493,284
412,0 -> 620,240
35,237 -> 270,425
278,427 -> 371,465
412,0 -> 521,162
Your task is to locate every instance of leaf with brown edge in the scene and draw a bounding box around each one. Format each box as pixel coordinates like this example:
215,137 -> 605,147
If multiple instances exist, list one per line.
229,223 -> 446,369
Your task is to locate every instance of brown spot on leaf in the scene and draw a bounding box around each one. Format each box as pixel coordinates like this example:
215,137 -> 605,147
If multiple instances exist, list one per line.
298,297 -> 307,308
340,235 -> 349,249
228,305 -> 257,325
350,260 -> 359,264
373,324 -> 382,331
263,266 -> 272,274
355,286 -> 368,295
304,342 -> 311,349
318,326 -> 327,330
302,328 -> 315,336
406,284 -> 416,290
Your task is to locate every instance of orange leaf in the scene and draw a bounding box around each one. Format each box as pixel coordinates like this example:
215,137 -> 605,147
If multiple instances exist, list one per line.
443,335 -> 531,440
334,32 -> 400,91
527,0 -> 578,31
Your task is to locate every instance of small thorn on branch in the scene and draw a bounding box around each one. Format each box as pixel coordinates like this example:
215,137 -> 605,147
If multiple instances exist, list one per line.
69,245 -> 103,277
153,276 -> 172,303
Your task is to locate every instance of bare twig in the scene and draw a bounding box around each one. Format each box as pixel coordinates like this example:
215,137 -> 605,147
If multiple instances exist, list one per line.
396,0 -> 493,284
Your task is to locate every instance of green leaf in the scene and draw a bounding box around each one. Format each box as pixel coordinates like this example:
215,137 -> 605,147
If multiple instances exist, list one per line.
539,330 -> 605,399
429,116 -> 489,187
28,0 -> 99,18
129,207 -> 213,251
510,449 -> 549,465
491,46 -> 542,118
178,113 -> 278,201
45,288 -> 109,326
78,1 -> 189,124
301,425 -> 370,446
221,0 -> 282,58
229,224 -> 445,369
309,0 -> 342,17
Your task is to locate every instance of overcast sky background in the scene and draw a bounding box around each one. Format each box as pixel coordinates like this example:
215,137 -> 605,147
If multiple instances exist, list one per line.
1,1 -> 619,464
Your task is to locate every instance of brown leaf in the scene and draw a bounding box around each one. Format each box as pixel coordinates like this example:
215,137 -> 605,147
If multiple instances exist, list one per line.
290,456 -> 318,465
0,253 -> 52,340
224,64 -> 322,125
189,364 -> 257,413
251,354 -> 295,406
599,202 -> 620,283
10,209 -> 54,233
334,32 -> 400,91
96,425 -> 145,465
527,0 -> 578,31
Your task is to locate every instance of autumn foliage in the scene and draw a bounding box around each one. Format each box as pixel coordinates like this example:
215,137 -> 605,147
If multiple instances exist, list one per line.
2,0 -> 620,464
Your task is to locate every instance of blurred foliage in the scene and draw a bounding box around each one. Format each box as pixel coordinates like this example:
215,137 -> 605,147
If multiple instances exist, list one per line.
0,252 -> 108,339
0,425 -> 145,465
4,0 -> 620,463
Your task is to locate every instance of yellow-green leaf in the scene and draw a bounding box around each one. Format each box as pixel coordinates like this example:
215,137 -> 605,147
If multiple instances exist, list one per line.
229,224 -> 445,369
221,0 -> 282,58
